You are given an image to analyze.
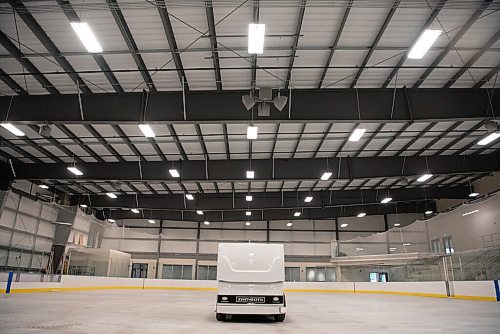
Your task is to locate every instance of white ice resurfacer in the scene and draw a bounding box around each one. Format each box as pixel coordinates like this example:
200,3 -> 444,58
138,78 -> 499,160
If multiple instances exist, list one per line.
215,243 -> 286,322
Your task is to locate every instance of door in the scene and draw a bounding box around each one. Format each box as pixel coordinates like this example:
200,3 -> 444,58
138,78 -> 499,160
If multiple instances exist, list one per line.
131,263 -> 148,278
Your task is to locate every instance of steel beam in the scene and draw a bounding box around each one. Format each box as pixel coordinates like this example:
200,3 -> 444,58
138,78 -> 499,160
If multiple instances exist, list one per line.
2,154 -> 497,182
0,29 -> 58,94
106,0 -> 156,92
285,0 -> 307,89
317,0 -> 353,89
98,200 -> 437,222
72,187 -> 462,210
205,0 -> 222,91
9,0 -> 91,94
444,30 -> 500,88
1,89 -> 497,124
155,0 -> 189,91
382,0 -> 448,88
413,0 -> 492,88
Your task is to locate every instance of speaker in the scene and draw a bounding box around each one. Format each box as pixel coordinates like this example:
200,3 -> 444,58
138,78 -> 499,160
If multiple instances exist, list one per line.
273,95 -> 288,111
242,95 -> 256,110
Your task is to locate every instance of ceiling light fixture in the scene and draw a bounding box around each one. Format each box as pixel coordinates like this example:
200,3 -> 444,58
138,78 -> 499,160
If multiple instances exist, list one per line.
246,170 -> 255,179
417,174 -> 433,182
468,192 -> 479,198
70,22 -> 103,53
107,218 -> 116,223
106,192 -> 117,199
321,172 -> 332,181
148,219 -> 155,224
357,212 -> 366,218
247,126 -> 258,140
131,209 -> 140,214
79,204 -> 88,208
197,210 -> 204,215
403,243 -> 411,246
246,211 -> 252,216
381,197 -> 392,204
186,194 -> 194,200
340,223 -> 348,228
408,29 -> 442,59
138,124 -> 155,138
248,23 -> 265,54
169,169 -> 180,178
389,247 -> 397,252
425,210 -> 433,215
204,221 -> 210,225
39,184 -> 49,189
462,209 -> 479,217
355,247 -> 364,252
477,132 -> 500,146
1,123 -> 25,136
286,222 -> 293,227
294,211 -> 301,217
304,196 -> 313,203
246,195 -> 253,202
246,222 -> 251,226
348,128 -> 366,142
394,223 -> 401,227
67,166 -> 83,176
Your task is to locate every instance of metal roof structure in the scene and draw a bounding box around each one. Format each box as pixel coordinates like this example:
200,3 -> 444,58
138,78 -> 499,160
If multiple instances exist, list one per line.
0,0 -> 499,222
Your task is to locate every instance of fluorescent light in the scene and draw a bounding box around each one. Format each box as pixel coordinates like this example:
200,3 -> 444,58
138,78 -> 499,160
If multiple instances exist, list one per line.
340,223 -> 348,228
462,209 -> 479,217
107,218 -> 115,223
381,197 -> 392,204
248,23 -> 265,54
294,211 -> 301,217
477,132 -> 500,146
469,192 -> 479,198
186,194 -> 194,200
246,211 -> 252,216
138,124 -> 155,138
348,128 -> 366,142
148,219 -> 155,224
169,169 -> 180,178
131,208 -> 140,214
204,221 -> 210,225
246,195 -> 253,202
196,210 -> 204,215
1,123 -> 25,136
246,222 -> 251,226
304,196 -> 313,203
403,243 -> 411,246
408,29 -> 442,59
389,247 -> 397,252
79,204 -> 88,208
394,223 -> 401,227
247,126 -> 258,140
39,184 -> 49,189
106,192 -> 117,199
425,210 -> 433,215
321,172 -> 332,181
355,248 -> 364,251
70,22 -> 103,53
357,212 -> 366,218
286,222 -> 293,227
67,166 -> 83,176
417,174 -> 433,182
246,170 -> 255,179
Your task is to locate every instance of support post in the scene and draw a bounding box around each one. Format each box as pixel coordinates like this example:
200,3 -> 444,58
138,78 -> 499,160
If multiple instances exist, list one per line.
194,222 -> 201,280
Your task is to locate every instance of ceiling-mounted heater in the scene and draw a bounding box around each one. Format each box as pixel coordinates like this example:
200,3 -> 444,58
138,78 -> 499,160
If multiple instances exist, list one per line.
241,87 -> 288,116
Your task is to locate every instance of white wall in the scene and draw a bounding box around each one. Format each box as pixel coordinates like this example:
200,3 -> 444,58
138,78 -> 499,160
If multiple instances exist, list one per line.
0,190 -> 57,271
427,194 -> 500,251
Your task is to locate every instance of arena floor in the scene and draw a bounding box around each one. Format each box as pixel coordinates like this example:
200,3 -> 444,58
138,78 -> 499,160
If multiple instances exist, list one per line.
1,290 -> 499,333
